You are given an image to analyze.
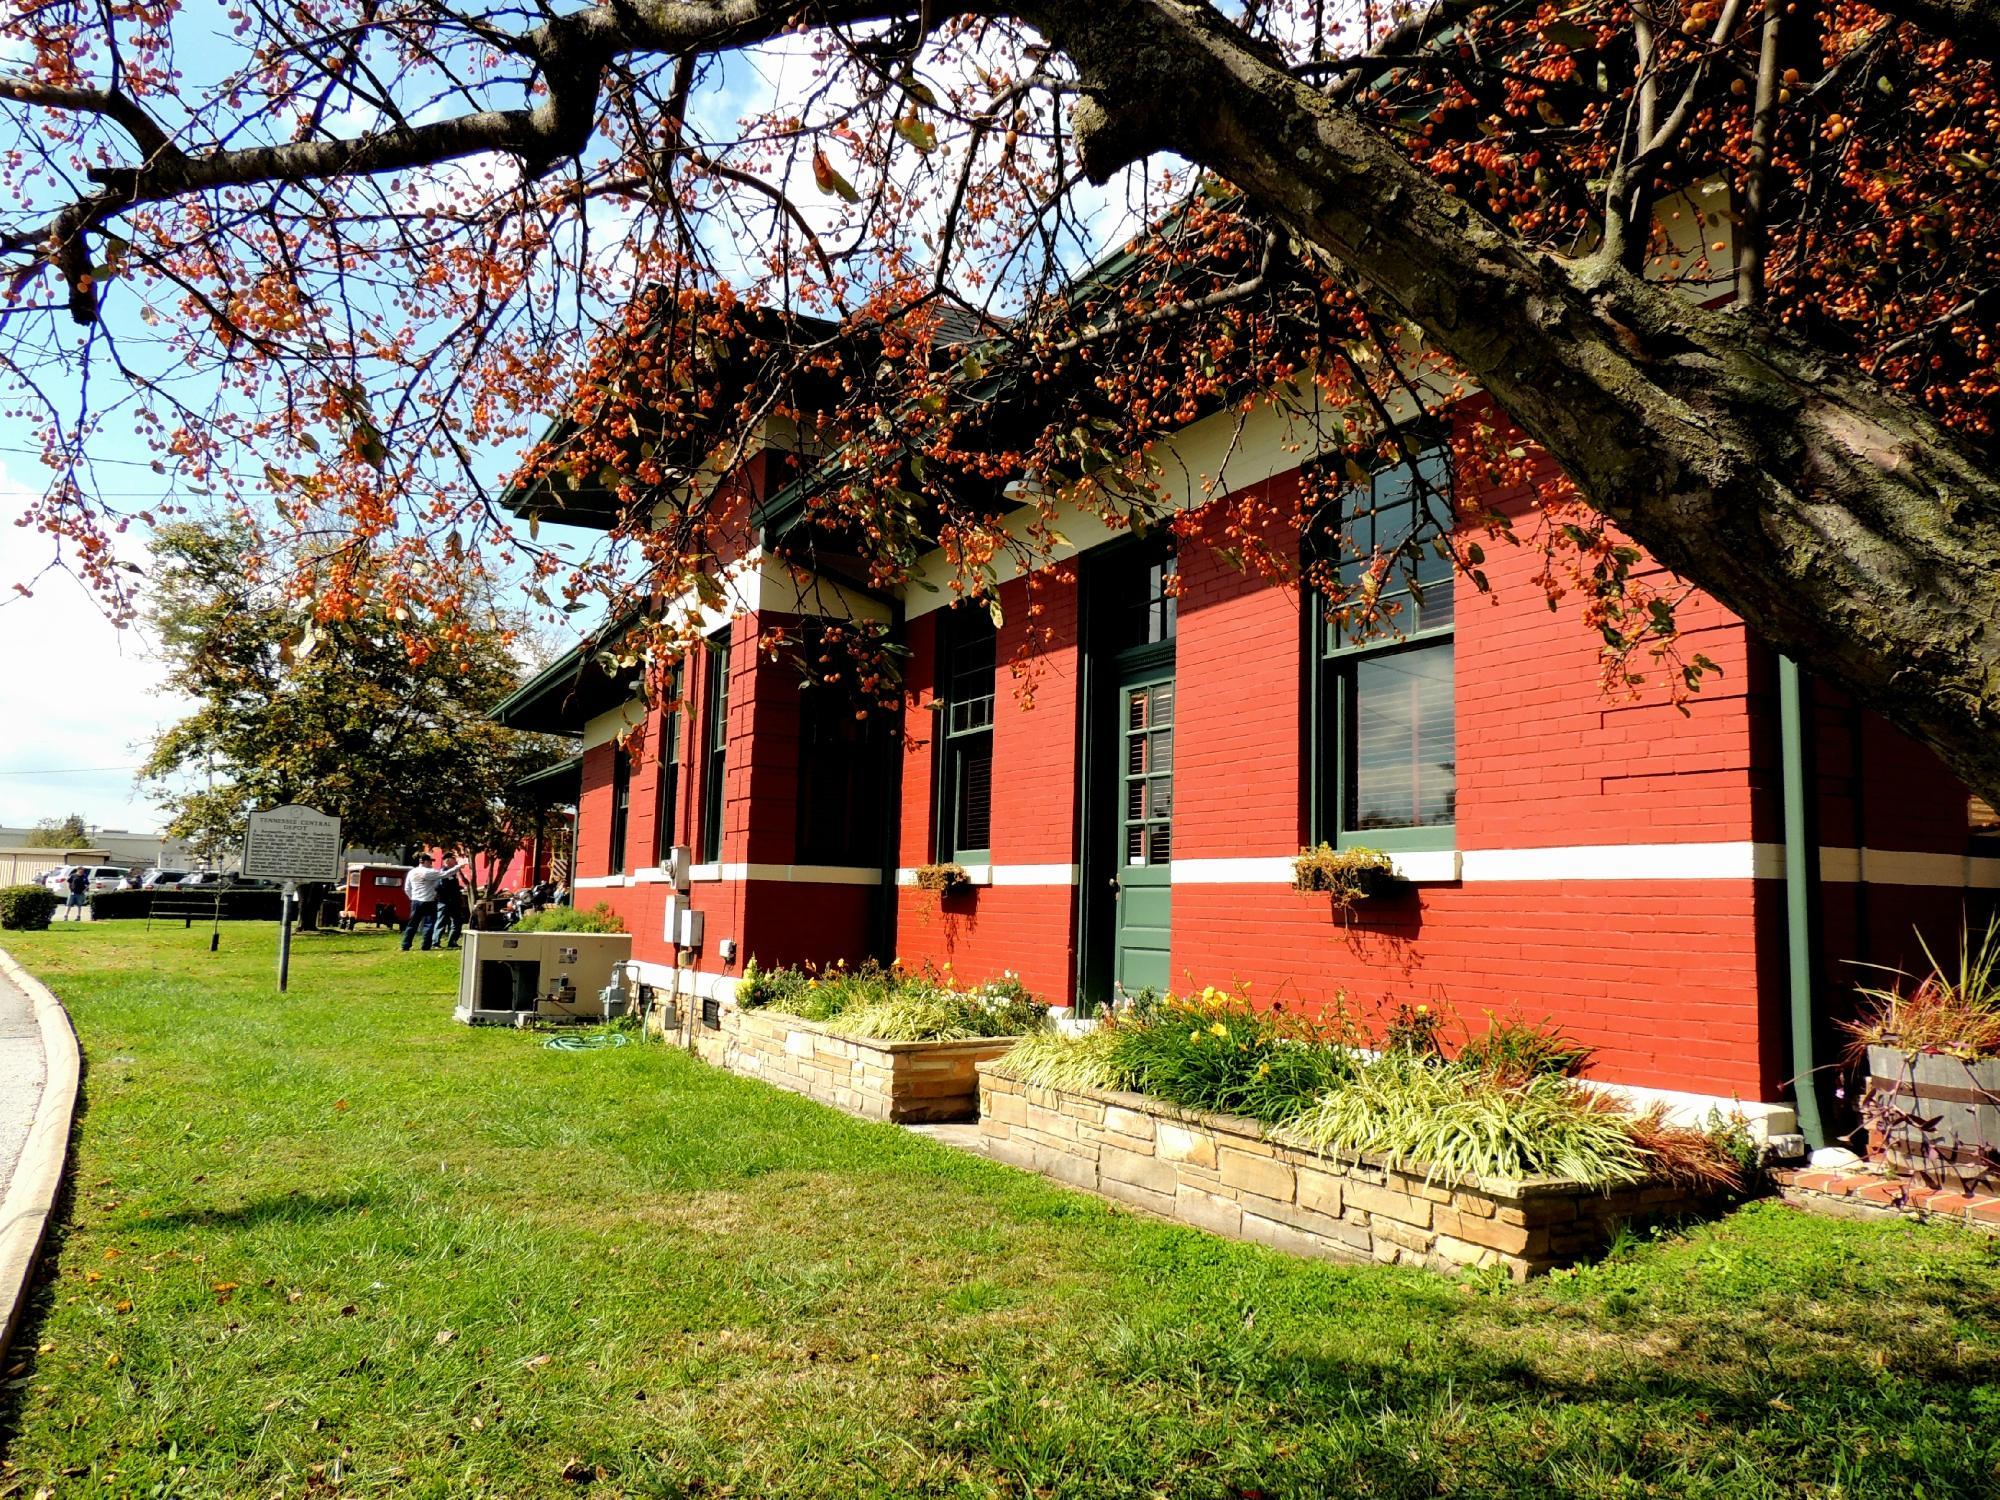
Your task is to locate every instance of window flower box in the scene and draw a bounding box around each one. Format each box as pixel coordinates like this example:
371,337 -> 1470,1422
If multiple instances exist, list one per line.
1291,844 -> 1403,909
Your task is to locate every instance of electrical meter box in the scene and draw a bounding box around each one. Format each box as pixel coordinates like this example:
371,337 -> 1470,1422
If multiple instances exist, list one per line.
455,929 -> 635,1024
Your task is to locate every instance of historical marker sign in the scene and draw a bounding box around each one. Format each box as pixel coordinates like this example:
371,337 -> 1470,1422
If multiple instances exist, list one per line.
242,804 -> 343,884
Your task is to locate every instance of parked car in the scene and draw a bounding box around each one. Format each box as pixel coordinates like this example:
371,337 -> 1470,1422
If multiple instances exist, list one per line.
39,865 -> 75,891
176,871 -> 225,886
86,867 -> 128,891
138,869 -> 190,889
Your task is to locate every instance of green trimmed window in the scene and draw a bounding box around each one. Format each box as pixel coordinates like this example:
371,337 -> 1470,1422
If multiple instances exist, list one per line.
653,663 -> 682,865
608,745 -> 632,873
938,607 -> 996,863
1313,449 -> 1457,851
699,628 -> 731,864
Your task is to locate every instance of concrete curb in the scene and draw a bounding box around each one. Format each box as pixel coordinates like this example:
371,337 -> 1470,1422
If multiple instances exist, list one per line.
0,944 -> 80,1363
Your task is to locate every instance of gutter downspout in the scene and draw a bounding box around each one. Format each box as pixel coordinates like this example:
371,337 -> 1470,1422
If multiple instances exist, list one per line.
1779,653 -> 1829,1149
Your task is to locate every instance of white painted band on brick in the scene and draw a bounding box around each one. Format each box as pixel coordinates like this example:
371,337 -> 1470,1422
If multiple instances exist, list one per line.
630,959 -> 741,1003
1462,841 -> 1778,883
1580,1080 -> 1796,1143
893,864 -> 1081,887
1816,846 -> 2000,889
1171,850 -> 1462,885
574,874 -> 630,889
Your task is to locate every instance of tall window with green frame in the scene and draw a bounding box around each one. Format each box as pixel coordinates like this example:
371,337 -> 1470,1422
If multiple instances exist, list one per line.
699,629 -> 731,864
1313,448 -> 1456,850
937,607 -> 995,863
653,662 -> 682,865
608,746 -> 632,873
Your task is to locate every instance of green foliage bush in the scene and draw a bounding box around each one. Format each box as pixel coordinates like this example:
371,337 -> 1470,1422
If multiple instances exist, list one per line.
513,902 -> 626,934
1104,986 -> 1356,1123
1457,1015 -> 1594,1082
736,959 -> 1045,1041
0,884 -> 59,930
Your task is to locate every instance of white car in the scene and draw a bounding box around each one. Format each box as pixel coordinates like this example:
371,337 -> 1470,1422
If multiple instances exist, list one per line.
86,867 -> 128,891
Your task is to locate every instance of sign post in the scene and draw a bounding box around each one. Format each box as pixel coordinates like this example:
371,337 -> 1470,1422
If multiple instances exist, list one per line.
242,805 -> 343,993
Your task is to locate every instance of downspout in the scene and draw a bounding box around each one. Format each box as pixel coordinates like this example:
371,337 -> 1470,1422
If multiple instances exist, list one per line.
1779,653 -> 1829,1148
875,597 -> 907,966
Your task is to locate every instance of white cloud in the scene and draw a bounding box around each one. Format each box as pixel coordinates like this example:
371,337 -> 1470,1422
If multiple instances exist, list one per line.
0,460 -> 189,832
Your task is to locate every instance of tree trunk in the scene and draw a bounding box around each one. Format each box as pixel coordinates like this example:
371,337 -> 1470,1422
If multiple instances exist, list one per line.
1032,0 -> 2000,802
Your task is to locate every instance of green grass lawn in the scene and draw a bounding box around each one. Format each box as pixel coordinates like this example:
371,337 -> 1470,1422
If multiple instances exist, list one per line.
2,926 -> 1999,1498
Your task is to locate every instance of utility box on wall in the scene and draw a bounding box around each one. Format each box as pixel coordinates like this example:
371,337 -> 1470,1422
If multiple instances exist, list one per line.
454,930 -> 635,1024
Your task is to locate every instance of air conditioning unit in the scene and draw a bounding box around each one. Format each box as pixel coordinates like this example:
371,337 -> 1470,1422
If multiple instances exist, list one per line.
454,930 -> 635,1025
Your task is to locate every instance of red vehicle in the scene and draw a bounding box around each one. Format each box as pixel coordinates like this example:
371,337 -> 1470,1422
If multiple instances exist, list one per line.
340,864 -> 412,930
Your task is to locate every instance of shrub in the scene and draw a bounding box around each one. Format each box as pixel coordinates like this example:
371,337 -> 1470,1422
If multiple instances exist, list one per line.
1277,1052 -> 1648,1187
1458,1015 -> 1594,1083
1378,1000 -> 1445,1058
514,902 -> 626,934
1844,916 -> 2000,1059
0,884 -> 58,930
1103,986 -> 1357,1124
1624,1108 -> 1748,1194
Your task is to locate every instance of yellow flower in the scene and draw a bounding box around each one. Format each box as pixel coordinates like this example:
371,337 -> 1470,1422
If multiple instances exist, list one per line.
1257,1063 -> 1271,1078
1415,1003 -> 1429,1016
1189,1029 -> 1203,1043
1209,1021 -> 1228,1037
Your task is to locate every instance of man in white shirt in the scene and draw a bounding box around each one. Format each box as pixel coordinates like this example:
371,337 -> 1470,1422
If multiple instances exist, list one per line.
401,854 -> 463,952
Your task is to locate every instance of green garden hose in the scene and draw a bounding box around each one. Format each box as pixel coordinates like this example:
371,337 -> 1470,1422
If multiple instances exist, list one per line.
542,1031 -> 630,1051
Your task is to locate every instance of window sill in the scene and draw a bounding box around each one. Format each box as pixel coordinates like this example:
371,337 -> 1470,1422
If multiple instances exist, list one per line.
893,864 -> 994,888
1387,849 -> 1460,884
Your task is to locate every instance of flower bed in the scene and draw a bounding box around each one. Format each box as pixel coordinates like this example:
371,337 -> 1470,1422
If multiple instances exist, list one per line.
695,960 -> 1047,1123
977,988 -> 1743,1277
978,1067 -> 1719,1279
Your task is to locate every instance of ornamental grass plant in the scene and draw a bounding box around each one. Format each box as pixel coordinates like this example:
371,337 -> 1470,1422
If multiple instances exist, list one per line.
736,959 -> 1045,1041
1843,915 -> 2000,1060
1274,1051 -> 1651,1188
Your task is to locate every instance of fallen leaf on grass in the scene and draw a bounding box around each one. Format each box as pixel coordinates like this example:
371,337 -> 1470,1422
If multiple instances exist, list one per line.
213,1282 -> 238,1305
113,1300 -> 132,1314
521,1354 -> 551,1370
333,1099 -> 349,1112
434,1330 -> 455,1346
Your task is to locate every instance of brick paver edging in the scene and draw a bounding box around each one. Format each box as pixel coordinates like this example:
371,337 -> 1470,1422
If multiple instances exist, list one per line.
977,1064 -> 1720,1279
0,946 -> 80,1362
1775,1166 -> 2000,1234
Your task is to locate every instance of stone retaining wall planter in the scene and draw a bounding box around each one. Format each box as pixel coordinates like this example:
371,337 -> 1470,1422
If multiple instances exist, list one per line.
692,1006 -> 1021,1123
978,1064 -> 1715,1279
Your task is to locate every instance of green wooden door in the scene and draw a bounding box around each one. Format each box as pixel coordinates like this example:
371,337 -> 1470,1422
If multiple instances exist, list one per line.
1114,671 -> 1174,997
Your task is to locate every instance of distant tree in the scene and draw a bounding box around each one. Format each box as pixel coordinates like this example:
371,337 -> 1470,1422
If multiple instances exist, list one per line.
22,814 -> 88,848
139,522 -> 569,927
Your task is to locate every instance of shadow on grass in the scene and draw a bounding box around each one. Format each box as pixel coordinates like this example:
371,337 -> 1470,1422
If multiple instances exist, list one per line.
139,1188 -> 380,1232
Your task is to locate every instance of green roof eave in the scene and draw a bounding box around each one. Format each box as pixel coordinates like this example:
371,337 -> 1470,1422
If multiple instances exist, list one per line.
489,614 -> 642,733
513,754 -> 583,804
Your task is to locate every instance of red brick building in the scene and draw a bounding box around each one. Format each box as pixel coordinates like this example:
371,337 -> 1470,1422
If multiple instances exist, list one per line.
495,386 -> 1993,1146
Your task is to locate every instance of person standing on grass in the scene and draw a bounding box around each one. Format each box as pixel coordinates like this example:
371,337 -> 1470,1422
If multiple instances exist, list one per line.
401,854 -> 462,951
437,864 -> 470,950
62,864 -> 90,921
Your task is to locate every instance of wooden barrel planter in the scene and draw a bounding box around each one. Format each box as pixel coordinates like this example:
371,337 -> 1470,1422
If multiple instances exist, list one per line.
1864,1046 -> 2000,1191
